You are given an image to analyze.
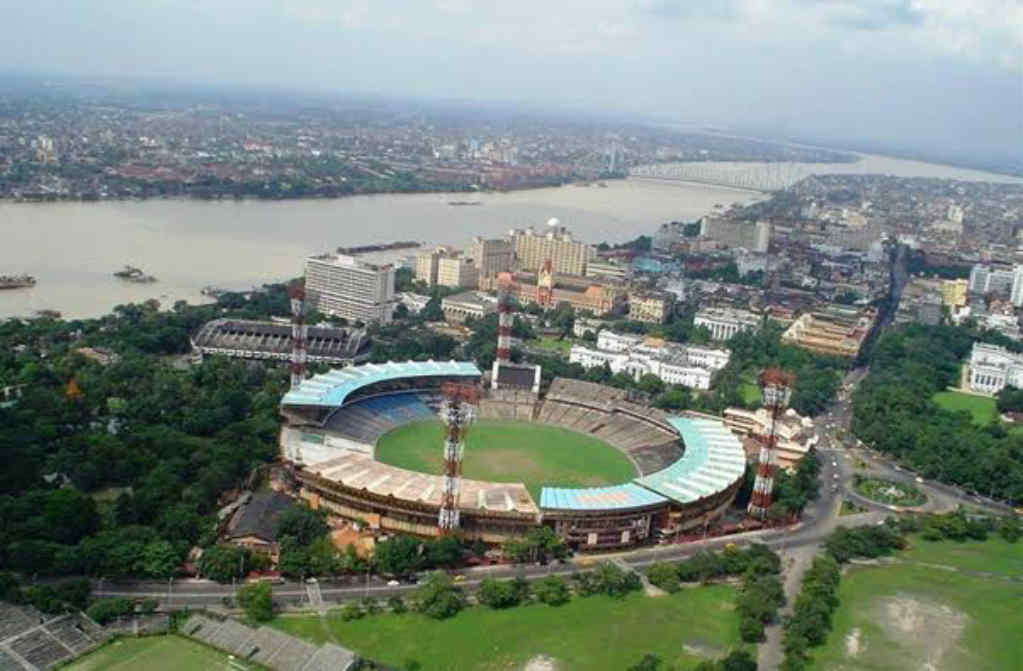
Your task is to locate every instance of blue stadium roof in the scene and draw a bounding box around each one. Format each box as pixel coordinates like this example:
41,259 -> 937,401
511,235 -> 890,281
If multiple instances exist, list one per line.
540,483 -> 668,511
634,417 -> 746,504
281,360 -> 482,408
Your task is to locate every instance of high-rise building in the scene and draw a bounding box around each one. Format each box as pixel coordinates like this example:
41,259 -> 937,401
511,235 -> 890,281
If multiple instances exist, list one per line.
470,237 -> 514,287
509,220 -> 594,275
436,255 -> 479,289
969,263 -> 1016,296
305,254 -> 396,324
699,217 -> 770,253
415,249 -> 442,286
1011,266 -> 1023,307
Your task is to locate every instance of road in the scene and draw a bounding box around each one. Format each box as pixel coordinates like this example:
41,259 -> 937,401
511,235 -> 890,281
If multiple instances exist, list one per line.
94,368 -> 1011,615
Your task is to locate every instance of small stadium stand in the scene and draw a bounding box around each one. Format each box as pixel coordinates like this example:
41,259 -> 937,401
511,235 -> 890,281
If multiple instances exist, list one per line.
182,614 -> 356,671
0,604 -> 109,671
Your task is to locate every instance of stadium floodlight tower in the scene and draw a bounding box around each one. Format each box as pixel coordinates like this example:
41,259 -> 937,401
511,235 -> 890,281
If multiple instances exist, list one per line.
438,381 -> 480,534
496,278 -> 513,364
288,282 -> 308,390
747,367 -> 796,520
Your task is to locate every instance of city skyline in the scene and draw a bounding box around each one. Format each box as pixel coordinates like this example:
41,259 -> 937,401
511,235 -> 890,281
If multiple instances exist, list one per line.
0,1 -> 1019,171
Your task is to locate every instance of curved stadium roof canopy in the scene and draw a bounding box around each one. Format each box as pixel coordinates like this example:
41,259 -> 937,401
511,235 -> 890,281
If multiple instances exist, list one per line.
281,360 -> 482,409
539,416 -> 746,510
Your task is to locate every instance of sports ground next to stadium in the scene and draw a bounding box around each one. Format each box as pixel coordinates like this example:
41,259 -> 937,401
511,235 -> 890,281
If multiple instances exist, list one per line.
375,420 -> 638,499
806,536 -> 1023,671
273,585 -> 741,671
64,635 -> 264,671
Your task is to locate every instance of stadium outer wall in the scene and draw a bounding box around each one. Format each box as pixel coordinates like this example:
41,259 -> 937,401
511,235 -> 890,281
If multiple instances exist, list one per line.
279,366 -> 746,551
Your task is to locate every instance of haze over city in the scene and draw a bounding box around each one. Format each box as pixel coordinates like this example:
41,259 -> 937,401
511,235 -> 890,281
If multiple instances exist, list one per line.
1,0 -> 1020,169
1,3 -> 1021,671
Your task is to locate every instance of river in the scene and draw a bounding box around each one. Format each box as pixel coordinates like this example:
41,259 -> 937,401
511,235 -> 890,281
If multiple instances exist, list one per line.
1,153 -> 1019,320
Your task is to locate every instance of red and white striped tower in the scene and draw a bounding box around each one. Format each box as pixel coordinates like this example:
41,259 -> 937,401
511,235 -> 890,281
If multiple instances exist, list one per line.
496,280 -> 513,364
747,368 -> 795,519
288,283 -> 308,390
438,382 -> 479,533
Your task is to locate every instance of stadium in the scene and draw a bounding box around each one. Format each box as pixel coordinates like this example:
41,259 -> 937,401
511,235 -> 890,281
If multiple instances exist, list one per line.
278,362 -> 744,552
279,360 -> 747,551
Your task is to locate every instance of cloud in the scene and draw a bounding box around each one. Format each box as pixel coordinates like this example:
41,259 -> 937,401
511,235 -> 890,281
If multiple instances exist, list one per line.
821,1 -> 926,30
0,0 -> 1017,163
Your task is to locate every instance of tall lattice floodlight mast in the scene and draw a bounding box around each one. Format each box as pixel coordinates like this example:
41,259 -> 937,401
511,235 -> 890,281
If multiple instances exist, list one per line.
747,368 -> 795,519
289,283 -> 308,390
496,280 -> 514,364
438,382 -> 480,533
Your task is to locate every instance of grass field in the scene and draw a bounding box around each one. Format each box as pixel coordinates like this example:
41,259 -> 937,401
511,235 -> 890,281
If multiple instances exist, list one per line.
63,636 -> 261,671
375,420 -> 637,499
273,586 -> 741,671
932,390 -> 998,425
532,335 -> 573,355
807,537 -> 1023,671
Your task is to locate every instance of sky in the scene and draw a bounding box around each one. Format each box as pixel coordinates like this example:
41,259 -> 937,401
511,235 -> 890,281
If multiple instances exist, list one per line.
2,1 -> 1021,165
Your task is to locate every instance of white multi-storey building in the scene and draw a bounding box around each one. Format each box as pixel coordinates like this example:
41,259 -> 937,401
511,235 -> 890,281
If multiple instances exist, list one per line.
694,307 -> 761,341
967,342 -> 1023,394
568,331 -> 729,390
305,254 -> 397,324
968,263 -> 1017,296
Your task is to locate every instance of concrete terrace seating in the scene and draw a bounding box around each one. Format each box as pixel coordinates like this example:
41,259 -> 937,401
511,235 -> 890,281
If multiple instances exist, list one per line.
9,630 -> 70,670
0,603 -> 41,642
182,614 -> 355,671
323,393 -> 438,444
262,635 -> 318,671
247,627 -> 293,666
42,617 -> 96,654
0,649 -> 24,671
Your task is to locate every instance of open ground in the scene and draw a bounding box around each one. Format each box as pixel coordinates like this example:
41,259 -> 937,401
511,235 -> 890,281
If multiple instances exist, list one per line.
932,390 -> 998,425
807,536 -> 1023,671
63,635 -> 263,671
272,586 -> 741,671
375,420 -> 638,499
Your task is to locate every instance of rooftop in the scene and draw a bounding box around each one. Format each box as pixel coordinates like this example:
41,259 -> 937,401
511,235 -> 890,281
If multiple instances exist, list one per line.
226,490 -> 293,543
282,360 -> 482,408
304,452 -> 539,516
540,483 -> 667,511
635,417 -> 746,504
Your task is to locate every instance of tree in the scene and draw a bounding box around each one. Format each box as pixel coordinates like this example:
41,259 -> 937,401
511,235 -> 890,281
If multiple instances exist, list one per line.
477,578 -> 522,609
533,575 -> 570,606
627,654 -> 663,671
999,515 -> 1021,543
425,536 -> 462,568
409,572 -> 463,619
142,540 -> 179,578
276,505 -> 329,546
86,598 -> 134,625
198,545 -> 250,583
645,563 -> 681,593
237,581 -> 273,622
374,535 -> 423,576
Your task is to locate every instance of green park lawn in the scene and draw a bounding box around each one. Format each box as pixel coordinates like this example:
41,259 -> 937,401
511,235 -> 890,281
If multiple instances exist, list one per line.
932,390 -> 998,425
63,635 -> 262,671
807,536 -> 1023,671
532,335 -> 573,355
273,586 -> 742,671
375,420 -> 637,499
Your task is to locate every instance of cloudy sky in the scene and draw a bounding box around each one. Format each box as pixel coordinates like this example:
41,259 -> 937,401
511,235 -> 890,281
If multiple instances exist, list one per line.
2,1 -> 1020,164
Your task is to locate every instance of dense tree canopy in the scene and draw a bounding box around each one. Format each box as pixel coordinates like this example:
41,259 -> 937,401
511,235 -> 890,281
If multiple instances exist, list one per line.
852,324 -> 1023,502
0,288 -> 291,578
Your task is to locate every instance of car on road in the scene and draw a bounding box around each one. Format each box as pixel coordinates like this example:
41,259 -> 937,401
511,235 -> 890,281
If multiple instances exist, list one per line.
387,580 -> 400,586
454,575 -> 466,583
305,577 -> 317,584
915,476 -> 924,483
